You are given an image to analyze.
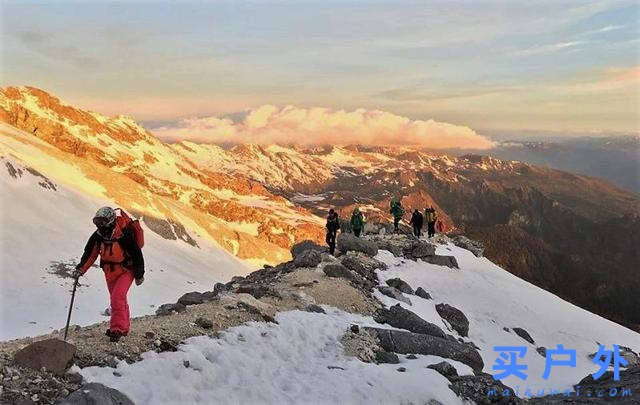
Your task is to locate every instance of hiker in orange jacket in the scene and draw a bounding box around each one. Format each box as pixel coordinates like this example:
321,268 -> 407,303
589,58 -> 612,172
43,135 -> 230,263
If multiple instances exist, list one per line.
73,207 -> 145,342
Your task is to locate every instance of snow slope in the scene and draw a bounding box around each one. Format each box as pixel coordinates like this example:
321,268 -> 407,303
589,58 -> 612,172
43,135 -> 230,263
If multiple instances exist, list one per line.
79,309 -> 467,405
373,244 -> 640,395
77,241 -> 640,403
0,156 -> 249,340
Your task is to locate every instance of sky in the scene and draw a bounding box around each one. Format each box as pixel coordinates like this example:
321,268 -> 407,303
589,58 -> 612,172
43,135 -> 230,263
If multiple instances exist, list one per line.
2,0 -> 639,140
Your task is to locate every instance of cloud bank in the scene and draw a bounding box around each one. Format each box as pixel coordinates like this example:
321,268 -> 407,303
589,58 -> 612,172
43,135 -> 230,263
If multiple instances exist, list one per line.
153,105 -> 495,150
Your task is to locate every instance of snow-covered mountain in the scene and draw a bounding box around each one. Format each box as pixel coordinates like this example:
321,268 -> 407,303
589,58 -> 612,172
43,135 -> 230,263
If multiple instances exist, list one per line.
1,84 -> 639,402
2,85 -> 639,333
1,87 -> 325,268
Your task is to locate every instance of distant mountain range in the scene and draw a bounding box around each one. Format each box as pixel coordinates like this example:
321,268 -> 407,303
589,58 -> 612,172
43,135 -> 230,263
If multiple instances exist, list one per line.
481,136 -> 640,194
2,86 -> 639,331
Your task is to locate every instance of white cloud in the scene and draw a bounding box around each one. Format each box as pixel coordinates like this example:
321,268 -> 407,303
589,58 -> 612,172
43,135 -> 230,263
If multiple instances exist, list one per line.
153,105 -> 495,150
515,41 -> 587,56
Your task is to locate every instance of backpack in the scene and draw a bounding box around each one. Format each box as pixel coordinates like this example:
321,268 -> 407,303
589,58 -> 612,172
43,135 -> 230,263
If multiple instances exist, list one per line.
391,203 -> 404,218
327,214 -> 340,232
114,208 -> 144,249
351,212 -> 364,229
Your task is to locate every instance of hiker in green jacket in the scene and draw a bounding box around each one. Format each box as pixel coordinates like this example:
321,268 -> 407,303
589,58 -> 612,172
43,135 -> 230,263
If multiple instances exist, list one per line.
350,207 -> 365,237
389,200 -> 405,233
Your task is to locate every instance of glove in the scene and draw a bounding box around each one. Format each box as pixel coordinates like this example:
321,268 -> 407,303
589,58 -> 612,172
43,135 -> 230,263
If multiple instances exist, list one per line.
72,267 -> 83,279
135,277 -> 144,286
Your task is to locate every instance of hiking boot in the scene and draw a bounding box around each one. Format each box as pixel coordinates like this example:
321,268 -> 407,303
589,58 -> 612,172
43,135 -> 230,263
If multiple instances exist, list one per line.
109,331 -> 124,342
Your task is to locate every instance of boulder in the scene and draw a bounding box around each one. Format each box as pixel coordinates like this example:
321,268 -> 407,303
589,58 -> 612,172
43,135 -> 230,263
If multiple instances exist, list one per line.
448,373 -> 525,404
366,234 -> 438,261
374,304 -> 446,338
293,249 -> 322,268
411,242 -> 436,258
177,292 -> 204,306
378,286 -> 412,305
375,351 -> 400,364
619,345 -> 640,367
340,252 -> 387,277
320,252 -> 339,263
435,303 -> 469,337
370,238 -> 404,257
364,327 -> 484,372
58,382 -> 134,405
304,304 -> 326,314
225,276 -> 245,289
367,234 -> 417,258
195,317 -> 213,329
415,287 -> 432,300
340,328 -> 379,363
201,291 -> 219,302
512,327 -> 535,345
529,365 -> 640,404
213,282 -> 227,294
14,338 -> 75,375
155,302 -> 186,316
323,264 -> 353,280
577,365 -> 640,396
336,233 -> 378,256
236,283 -> 280,299
221,293 -> 277,321
422,255 -> 459,269
427,361 -> 458,378
291,240 -> 326,258
587,345 -> 640,367
451,235 -> 484,257
272,261 -> 297,274
385,278 -> 414,294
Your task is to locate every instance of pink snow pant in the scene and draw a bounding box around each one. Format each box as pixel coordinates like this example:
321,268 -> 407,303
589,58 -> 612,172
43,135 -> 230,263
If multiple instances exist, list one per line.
106,271 -> 135,334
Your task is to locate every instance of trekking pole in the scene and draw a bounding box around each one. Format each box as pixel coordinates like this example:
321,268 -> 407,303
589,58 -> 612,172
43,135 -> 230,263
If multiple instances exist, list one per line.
63,276 -> 79,341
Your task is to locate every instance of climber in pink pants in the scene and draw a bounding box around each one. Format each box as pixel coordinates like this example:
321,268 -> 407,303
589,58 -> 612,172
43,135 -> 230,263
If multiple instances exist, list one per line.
106,271 -> 135,334
74,207 -> 145,342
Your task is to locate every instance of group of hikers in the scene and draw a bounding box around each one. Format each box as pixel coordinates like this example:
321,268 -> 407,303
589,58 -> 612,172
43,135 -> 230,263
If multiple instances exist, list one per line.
71,201 -> 443,342
325,200 -> 445,254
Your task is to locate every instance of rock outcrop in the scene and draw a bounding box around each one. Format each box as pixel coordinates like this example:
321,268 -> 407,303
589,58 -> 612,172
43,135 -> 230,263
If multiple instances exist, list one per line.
290,240 -> 326,258
13,339 -> 76,375
448,373 -> 525,404
363,234 -> 459,268
59,383 -> 134,405
364,327 -> 484,372
422,255 -> 459,269
336,233 -> 378,256
374,304 -> 446,338
451,235 -> 484,257
427,361 -> 458,378
415,287 -> 432,300
512,327 -> 535,345
436,303 -> 470,337
292,249 -> 322,268
378,286 -> 412,305
385,278 -> 414,294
